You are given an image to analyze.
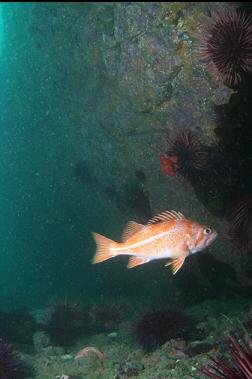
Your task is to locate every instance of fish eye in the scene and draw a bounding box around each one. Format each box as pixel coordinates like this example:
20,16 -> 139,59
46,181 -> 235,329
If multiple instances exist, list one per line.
204,227 -> 212,235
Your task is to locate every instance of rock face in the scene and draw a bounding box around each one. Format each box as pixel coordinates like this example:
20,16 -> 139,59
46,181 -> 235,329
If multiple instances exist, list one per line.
1,3 -> 243,308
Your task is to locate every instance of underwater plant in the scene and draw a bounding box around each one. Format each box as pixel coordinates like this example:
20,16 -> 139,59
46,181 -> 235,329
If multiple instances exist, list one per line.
201,333 -> 252,378
200,7 -> 252,87
0,339 -> 32,379
134,307 -> 195,351
161,129 -> 207,180
45,303 -> 91,347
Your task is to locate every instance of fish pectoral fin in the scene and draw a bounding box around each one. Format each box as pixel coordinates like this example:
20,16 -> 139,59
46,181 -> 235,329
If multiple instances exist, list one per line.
127,257 -> 150,269
165,257 -> 186,275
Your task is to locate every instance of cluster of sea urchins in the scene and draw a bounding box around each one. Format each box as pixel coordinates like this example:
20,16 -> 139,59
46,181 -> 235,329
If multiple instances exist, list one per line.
201,332 -> 252,378
0,339 -> 31,379
200,7 -> 252,87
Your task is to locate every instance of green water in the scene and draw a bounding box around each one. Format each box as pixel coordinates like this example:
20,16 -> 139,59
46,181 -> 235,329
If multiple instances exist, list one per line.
1,1 -> 251,310
0,3 -> 179,309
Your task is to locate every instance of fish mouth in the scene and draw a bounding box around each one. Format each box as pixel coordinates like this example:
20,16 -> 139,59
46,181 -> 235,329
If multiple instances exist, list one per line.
208,230 -> 218,246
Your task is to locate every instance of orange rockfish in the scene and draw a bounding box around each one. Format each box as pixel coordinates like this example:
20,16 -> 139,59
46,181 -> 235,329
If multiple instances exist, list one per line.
92,210 -> 218,274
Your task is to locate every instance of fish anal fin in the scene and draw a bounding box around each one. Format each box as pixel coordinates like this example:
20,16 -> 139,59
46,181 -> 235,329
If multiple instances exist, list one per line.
164,259 -> 173,267
127,256 -> 150,268
148,210 -> 185,225
165,256 -> 186,275
122,221 -> 145,242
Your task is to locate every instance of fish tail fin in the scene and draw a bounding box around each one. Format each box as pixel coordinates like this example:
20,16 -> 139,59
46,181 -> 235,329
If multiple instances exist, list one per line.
92,232 -> 117,264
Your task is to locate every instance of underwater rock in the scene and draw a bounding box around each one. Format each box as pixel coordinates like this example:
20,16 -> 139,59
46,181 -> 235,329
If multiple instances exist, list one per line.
167,338 -> 186,353
107,332 -> 118,338
186,340 -> 215,357
41,345 -> 65,358
135,169 -> 147,183
31,308 -> 50,325
115,360 -> 144,378
33,331 -> 50,353
102,2 -> 231,131
123,181 -> 152,222
61,354 -> 73,361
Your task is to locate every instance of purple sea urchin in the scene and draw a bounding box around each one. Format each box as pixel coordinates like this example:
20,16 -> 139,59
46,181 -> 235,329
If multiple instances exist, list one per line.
0,339 -> 31,379
90,303 -> 128,332
45,303 -> 91,347
134,308 -> 195,351
200,8 -> 252,87
165,129 -> 207,180
226,195 -> 252,253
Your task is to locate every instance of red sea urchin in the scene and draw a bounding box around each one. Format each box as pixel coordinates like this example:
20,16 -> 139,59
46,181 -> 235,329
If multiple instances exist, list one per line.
0,339 -> 31,379
200,7 -> 252,87
201,333 -> 252,378
162,129 -> 207,180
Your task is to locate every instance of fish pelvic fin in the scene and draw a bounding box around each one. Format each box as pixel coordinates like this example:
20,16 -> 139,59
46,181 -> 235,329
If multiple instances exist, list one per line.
92,232 -> 117,264
165,256 -> 186,275
127,256 -> 150,268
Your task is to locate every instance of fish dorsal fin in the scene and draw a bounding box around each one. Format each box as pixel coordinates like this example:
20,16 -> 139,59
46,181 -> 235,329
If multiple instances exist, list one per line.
147,210 -> 185,225
127,257 -> 150,268
122,221 -> 145,242
165,256 -> 186,275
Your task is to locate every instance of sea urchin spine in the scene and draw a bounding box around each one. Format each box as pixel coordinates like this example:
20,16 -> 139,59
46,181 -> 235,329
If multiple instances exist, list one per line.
201,333 -> 252,378
0,339 -> 31,379
226,195 -> 252,253
201,8 -> 252,87
162,129 -> 207,180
